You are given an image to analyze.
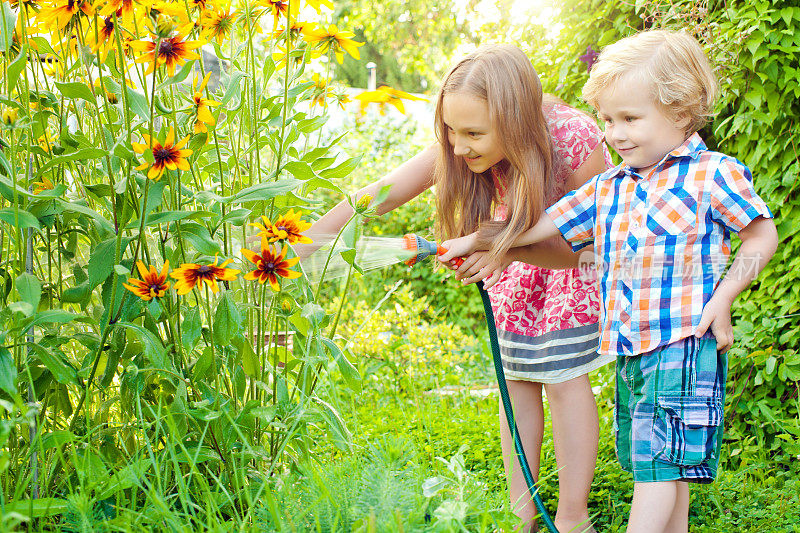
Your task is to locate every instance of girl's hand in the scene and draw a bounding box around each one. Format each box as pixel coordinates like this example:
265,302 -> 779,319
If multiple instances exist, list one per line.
454,251 -> 510,288
694,294 -> 734,353
438,232 -> 479,262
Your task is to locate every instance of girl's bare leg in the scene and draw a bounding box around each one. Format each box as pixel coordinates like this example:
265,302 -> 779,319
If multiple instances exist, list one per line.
500,380 -> 544,532
544,374 -> 599,533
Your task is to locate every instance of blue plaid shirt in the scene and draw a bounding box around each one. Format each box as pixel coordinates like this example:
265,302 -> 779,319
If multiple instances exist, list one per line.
546,134 -> 772,356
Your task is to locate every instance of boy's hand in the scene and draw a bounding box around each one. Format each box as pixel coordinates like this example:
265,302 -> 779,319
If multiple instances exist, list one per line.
438,232 -> 479,263
694,294 -> 734,353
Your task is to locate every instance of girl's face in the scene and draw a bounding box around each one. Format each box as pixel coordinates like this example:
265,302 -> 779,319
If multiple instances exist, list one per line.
442,92 -> 505,173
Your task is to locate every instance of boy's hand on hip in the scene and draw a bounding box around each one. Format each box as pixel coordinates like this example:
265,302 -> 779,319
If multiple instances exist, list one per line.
695,295 -> 734,353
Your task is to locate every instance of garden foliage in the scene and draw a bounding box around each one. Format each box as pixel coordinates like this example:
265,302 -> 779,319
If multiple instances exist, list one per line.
0,0 -> 403,528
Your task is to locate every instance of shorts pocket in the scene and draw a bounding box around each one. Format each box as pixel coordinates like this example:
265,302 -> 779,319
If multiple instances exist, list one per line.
655,395 -> 722,466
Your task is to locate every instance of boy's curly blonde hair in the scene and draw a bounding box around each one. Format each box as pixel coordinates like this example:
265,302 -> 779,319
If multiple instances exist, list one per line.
582,30 -> 717,133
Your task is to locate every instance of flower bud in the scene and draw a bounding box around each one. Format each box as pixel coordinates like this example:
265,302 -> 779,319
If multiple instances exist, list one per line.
355,194 -> 373,213
2,107 -> 17,125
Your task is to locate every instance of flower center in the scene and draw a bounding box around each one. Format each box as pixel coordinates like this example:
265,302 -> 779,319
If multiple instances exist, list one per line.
265,262 -> 275,270
155,147 -> 173,161
158,40 -> 174,56
197,265 -> 212,274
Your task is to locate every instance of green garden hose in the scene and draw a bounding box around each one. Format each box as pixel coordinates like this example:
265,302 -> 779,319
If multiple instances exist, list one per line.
476,281 -> 559,533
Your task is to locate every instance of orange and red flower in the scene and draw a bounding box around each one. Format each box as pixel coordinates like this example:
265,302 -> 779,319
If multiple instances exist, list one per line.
124,261 -> 171,301
170,256 -> 240,295
251,209 -> 312,245
190,73 -> 220,134
241,239 -> 301,290
132,127 -> 192,180
129,33 -> 202,77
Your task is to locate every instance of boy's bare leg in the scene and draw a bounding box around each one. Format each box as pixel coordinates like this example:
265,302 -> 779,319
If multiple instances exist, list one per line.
500,380 -> 544,532
545,375 -> 598,533
663,482 -> 689,533
627,481 -> 680,533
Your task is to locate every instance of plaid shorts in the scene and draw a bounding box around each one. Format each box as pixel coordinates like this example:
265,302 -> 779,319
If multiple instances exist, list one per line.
615,334 -> 727,483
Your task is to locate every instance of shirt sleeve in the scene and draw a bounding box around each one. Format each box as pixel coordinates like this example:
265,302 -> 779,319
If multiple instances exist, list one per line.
545,174 -> 598,251
710,158 -> 773,232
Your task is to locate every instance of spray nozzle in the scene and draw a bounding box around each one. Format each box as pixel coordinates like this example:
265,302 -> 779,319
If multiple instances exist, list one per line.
401,233 -> 464,267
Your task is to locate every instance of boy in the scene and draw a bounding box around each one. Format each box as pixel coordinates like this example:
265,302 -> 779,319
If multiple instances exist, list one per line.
440,30 -> 779,532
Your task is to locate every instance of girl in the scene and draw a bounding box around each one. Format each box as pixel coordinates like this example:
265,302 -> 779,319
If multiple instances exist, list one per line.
308,44 -> 612,532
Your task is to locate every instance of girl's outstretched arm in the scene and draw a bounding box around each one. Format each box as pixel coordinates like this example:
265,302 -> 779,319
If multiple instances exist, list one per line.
296,145 -> 437,258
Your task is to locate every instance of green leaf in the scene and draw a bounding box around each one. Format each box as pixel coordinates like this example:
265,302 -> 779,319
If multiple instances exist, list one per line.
0,207 -> 41,230
312,397 -> 351,450
238,336 -> 259,377
7,46 -> 27,90
213,291 -> 240,346
0,347 -> 17,395
62,282 -> 92,305
34,147 -> 106,179
126,210 -> 214,229
181,306 -> 202,352
219,71 -> 248,107
57,200 -> 114,234
321,338 -> 360,391
31,309 -> 78,329
282,160 -> 317,180
194,179 -> 301,205
28,342 -> 77,385
177,221 -> 222,256
4,498 -> 68,518
0,2 -> 17,52
118,323 -> 171,372
319,155 -> 362,180
55,81 -> 96,103
88,237 -> 130,289
16,273 -> 41,312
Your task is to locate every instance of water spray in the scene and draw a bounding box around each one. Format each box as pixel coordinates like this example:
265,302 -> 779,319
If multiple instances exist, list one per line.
303,232 -> 558,531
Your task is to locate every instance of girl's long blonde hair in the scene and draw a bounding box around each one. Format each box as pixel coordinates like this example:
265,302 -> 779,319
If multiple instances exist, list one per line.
433,44 -> 555,263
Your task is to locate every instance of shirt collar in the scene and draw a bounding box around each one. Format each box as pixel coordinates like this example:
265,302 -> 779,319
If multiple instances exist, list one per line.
605,132 -> 707,180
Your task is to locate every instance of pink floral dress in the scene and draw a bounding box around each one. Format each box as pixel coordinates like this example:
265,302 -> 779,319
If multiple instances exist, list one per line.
487,103 -> 615,383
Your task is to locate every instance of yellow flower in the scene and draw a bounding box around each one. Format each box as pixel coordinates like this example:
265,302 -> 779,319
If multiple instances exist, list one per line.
308,73 -> 349,109
32,176 -> 54,195
271,42 -> 321,69
88,15 -> 121,61
124,261 -> 171,301
37,0 -> 94,31
251,209 -> 312,245
241,239 -> 301,290
129,33 -> 202,77
2,107 -> 18,125
94,79 -> 118,103
304,0 -> 333,13
38,129 -> 55,153
260,0 -> 297,28
99,0 -> 140,23
190,73 -> 220,134
170,255 -> 240,295
302,23 -> 363,64
132,126 -> 193,180
200,4 -> 237,45
354,85 -> 426,115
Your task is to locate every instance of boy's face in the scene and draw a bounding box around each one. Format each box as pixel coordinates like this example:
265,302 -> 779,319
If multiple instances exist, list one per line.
442,92 -> 505,173
596,75 -> 689,176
